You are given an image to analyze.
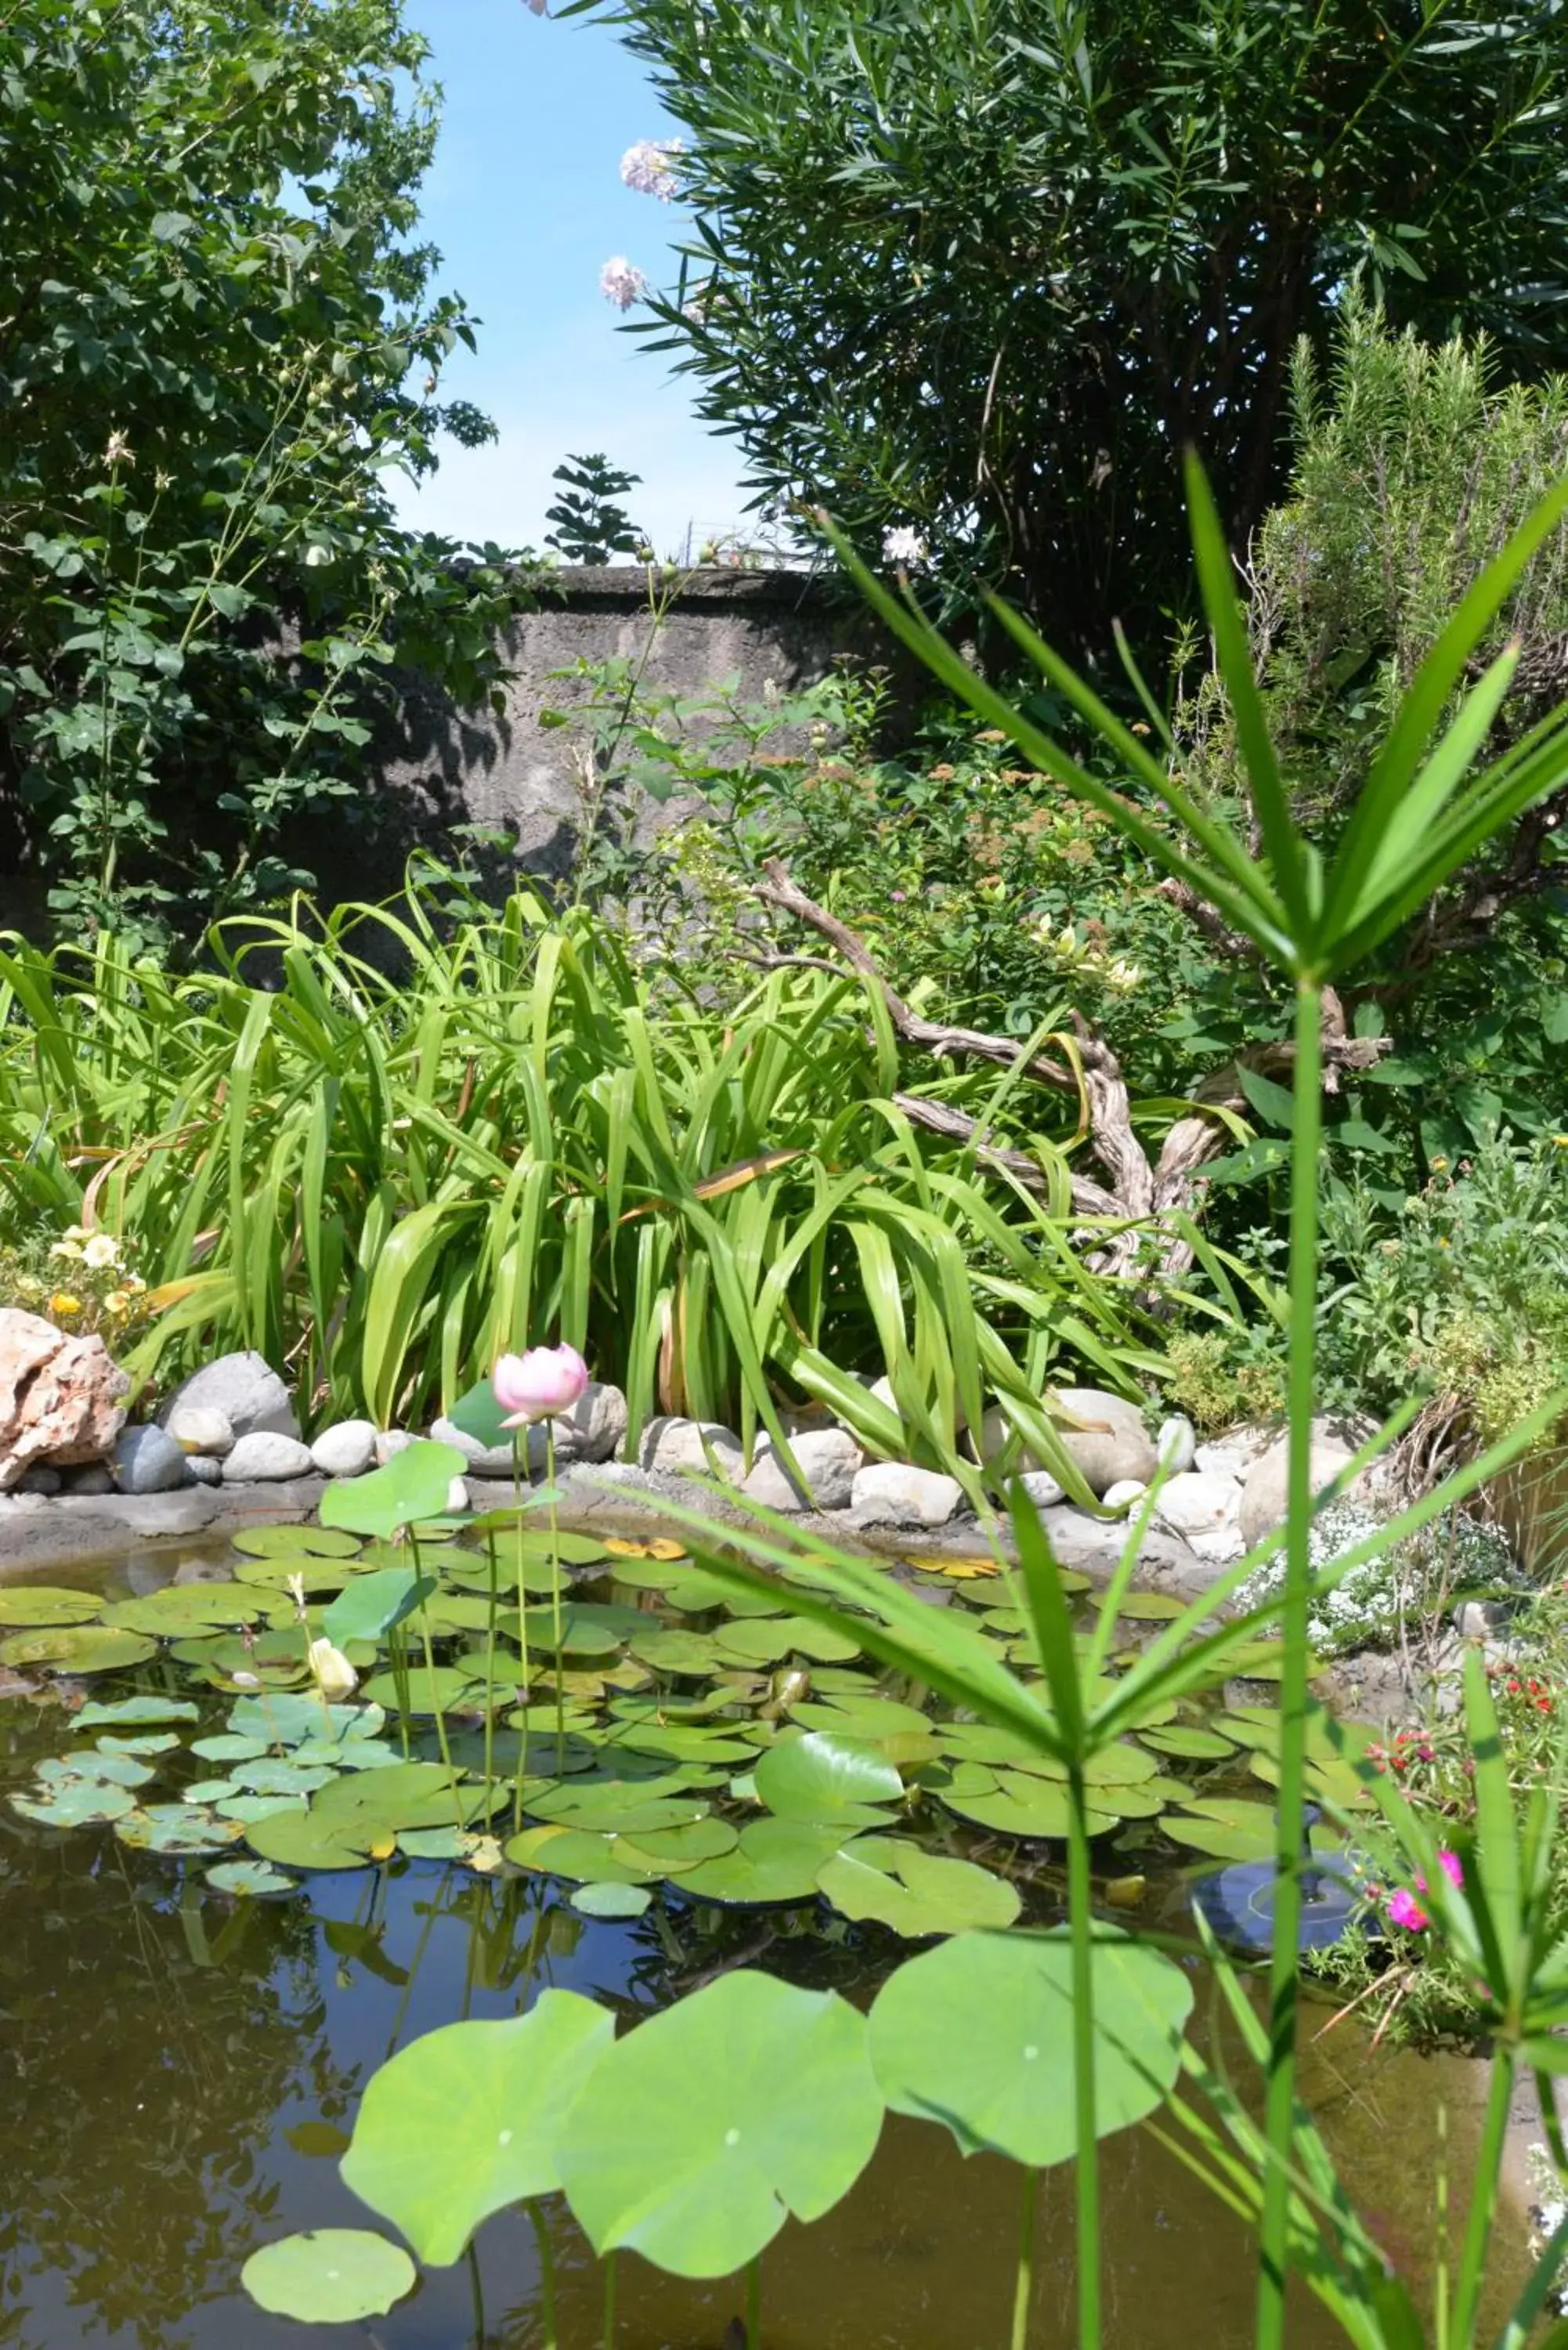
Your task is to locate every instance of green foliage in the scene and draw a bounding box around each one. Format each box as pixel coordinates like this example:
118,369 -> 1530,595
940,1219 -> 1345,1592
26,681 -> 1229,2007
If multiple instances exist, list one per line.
544,453 -> 647,565
0,873 -> 1169,1470
572,0 -> 1568,653
0,0 -> 540,951
1235,1499 -> 1520,1658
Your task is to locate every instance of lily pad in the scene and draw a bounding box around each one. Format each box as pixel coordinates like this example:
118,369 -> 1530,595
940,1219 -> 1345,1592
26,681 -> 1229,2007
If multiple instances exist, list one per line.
320,1440 -> 468,1538
1163,1798 -> 1288,1862
935,1768 -> 1117,1841
674,1817 -> 849,1905
190,1734 -> 271,1764
556,1970 -> 883,2278
12,1779 -> 136,1827
506,1824 -> 667,1885
240,2230 -> 415,2323
818,1837 -> 1021,1937
341,1990 -> 616,2267
74,1694 -> 199,1728
312,1759 -> 492,1833
713,1617 -> 862,1667
628,1625 -> 723,1676
527,1781 -> 715,1835
753,1733 -> 903,1829
243,1809 -> 379,1871
868,1927 -> 1192,2163
104,1584 -> 291,1636
361,1664 -> 486,1714
207,1859 -> 298,1896
1141,1725 -> 1237,1760
322,1566 -> 435,1648
233,1554 -> 364,1593
233,1526 -> 364,1560
0,1585 -> 103,1627
792,1695 -> 934,1740
0,1625 -> 157,1674
572,1882 -> 652,1918
117,1805 -> 246,1855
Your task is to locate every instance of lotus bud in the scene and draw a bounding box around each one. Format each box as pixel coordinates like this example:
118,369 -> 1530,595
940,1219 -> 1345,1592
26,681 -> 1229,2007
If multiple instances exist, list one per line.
493,1343 -> 591,1428
307,1638 -> 359,1702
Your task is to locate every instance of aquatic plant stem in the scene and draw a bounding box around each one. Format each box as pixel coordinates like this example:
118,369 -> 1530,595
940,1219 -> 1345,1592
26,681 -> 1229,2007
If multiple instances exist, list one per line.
603,2249 -> 617,2348
1010,2166 -> 1039,2350
1064,1768 -> 1099,2350
1255,972 -> 1324,2350
467,2236 -> 486,2349
410,1531 -> 461,1827
547,1419 -> 565,1773
526,2200 -> 558,2350
511,1430 -> 532,1834
746,2254 -> 762,2350
1453,2053 -> 1513,2345
482,1531 -> 498,1819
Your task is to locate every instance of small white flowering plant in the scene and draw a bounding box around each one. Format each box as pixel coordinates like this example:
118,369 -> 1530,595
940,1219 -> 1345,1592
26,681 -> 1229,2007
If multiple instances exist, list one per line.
1237,1497 -> 1522,1656
0,1224 -> 151,1345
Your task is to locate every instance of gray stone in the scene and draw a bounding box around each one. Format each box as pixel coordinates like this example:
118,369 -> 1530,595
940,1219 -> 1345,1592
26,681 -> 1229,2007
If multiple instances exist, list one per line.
1454,1598 -> 1515,1642
638,1417 -> 745,1479
977,1389 -> 1155,1495
113,1423 -> 188,1496
741,1428 -> 864,1513
1155,1471 -> 1243,1540
375,1428 -> 414,1463
1157,1415 -> 1198,1473
158,1351 -> 298,1442
164,1404 -> 234,1458
16,1466 -> 61,1495
1195,1426 -> 1277,1481
310,1419 -> 378,1479
1238,1417 -> 1373,1550
851,1462 -> 963,1527
430,1415 -> 519,1478
1012,1470 -> 1065,1510
184,1455 -> 222,1488
222,1430 -> 314,1484
65,1463 -> 114,1495
551,1379 -> 629,1466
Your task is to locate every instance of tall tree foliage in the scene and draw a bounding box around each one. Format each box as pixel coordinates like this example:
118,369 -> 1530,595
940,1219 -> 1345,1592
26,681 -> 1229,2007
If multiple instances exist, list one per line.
578,0 -> 1568,658
0,0 -> 532,949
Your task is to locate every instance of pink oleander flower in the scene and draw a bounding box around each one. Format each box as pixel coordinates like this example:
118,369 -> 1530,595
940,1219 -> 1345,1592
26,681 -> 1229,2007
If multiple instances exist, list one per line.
620,139 -> 682,199
493,1343 -> 590,1427
1388,1887 -> 1429,1932
600,255 -> 649,312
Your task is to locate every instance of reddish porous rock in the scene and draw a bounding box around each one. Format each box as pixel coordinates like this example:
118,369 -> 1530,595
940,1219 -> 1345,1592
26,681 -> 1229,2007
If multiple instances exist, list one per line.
0,1308 -> 130,1491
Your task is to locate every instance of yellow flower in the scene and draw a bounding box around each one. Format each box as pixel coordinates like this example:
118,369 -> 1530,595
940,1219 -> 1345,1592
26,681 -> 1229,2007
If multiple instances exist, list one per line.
104,1290 -> 132,1317
49,1292 -> 82,1318
1430,1155 -> 1449,1173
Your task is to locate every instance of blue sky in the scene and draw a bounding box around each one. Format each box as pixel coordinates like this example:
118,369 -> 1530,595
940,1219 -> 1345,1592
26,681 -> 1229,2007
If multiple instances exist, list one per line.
393,0 -> 750,557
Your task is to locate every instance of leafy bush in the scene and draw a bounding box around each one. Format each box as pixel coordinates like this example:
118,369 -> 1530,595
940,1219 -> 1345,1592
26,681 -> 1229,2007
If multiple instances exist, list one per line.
0,0 -> 539,950
1236,1498 -> 1520,1658
0,875 -> 1171,1477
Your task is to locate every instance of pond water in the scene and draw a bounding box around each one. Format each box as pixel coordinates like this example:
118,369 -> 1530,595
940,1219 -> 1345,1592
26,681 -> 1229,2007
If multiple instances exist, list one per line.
0,1532 -> 1535,2350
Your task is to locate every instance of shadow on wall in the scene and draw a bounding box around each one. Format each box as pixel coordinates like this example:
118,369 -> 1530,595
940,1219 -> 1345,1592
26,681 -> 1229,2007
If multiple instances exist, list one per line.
311,564 -> 921,916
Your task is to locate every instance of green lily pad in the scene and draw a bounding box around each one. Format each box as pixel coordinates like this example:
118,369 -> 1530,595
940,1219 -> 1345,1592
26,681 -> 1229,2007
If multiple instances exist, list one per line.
218,1794 -> 309,1822
818,1836 -> 1021,1936
74,1694 -> 200,1728
609,1723 -> 758,1766
556,1970 -> 883,2279
191,1734 -> 271,1763
96,1732 -> 180,1756
627,1625 -> 723,1676
572,1882 -> 652,1918
935,1768 -> 1118,1840
792,1695 -> 934,1740
618,1817 -> 739,1868
713,1617 -> 862,1667
341,1990 -> 616,2267
233,1526 -> 365,1560
233,1556 -> 363,1593
104,1583 -> 291,1637
243,1809 -> 378,1871
659,1567 -> 787,1617
753,1733 -> 903,1829
674,1817 -> 848,1905
207,1858 -> 298,1896
395,1826 -> 490,1860
227,1692 -> 381,1746
312,1758 -> 491,1833
38,1745 -> 154,1788
868,1927 -> 1192,2162
320,1440 -> 468,1538
12,1778 -> 136,1827
240,2230 -> 415,2323
506,1824 -> 667,1885
1163,1798 -> 1284,1861
519,1605 -> 629,1658
0,1585 -> 103,1626
0,1625 -> 157,1674
1141,1725 -> 1237,1760
527,1781 -> 715,1835
361,1664 -> 486,1714
231,1757 -> 338,1798
117,1805 -> 246,1855
1089,1590 -> 1189,1621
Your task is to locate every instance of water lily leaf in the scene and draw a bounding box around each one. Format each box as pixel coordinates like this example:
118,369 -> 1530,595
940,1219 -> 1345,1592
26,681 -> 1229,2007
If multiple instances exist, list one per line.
792,1696 -> 934,1740
1089,1590 -> 1188,1622
753,1733 -> 903,1829
243,1809 -> 377,1871
572,1882 -> 652,1919
320,1440 -> 468,1538
445,1550 -> 570,1597
674,1817 -> 848,1905
1141,1725 -> 1237,1759
521,1602 -> 638,1656
601,1556 -> 691,1593
1247,1751 -> 1375,1810
322,1566 -> 435,1648
607,1723 -> 757,1766
39,1745 -> 154,1788
557,1970 -> 883,2278
628,1626 -> 724,1676
659,1567 -> 787,1617
361,1664 -> 486,1714
341,1989 -> 616,2267
227,1692 -> 381,1746
231,1756 -> 338,1797
616,1817 -> 739,1867
527,1781 -> 714,1835
0,1625 -> 157,1674
104,1584 -> 291,1636
869,1927 -> 1192,2163
818,1836 -> 1021,1937
602,1535 -> 689,1562
218,1794 -> 309,1822
74,1694 -> 199,1728
395,1826 -> 490,1860
1163,1798 -> 1282,1861
233,1526 -> 363,1560
0,1585 -> 103,1626
312,1759 -> 490,1834
117,1804 -> 246,1854
96,1732 -> 180,1756
183,1777 -> 241,1805
191,1734 -> 270,1763
208,1858 -> 298,1896
12,1779 -> 136,1827
713,1617 -> 862,1667
935,1770 -> 1117,1840
233,1556 -> 363,1593
506,1824 -> 666,1885
240,2230 -> 415,2323
918,1556 -> 1005,1582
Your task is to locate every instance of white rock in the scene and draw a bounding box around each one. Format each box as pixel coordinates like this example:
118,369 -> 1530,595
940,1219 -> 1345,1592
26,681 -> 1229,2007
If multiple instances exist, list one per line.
638,1417 -> 745,1478
375,1428 -> 414,1464
164,1404 -> 234,1459
157,1351 -> 298,1441
851,1462 -> 963,1527
1102,1479 -> 1148,1511
310,1419 -> 377,1478
1154,1470 -> 1242,1538
1012,1470 -> 1065,1509
1157,1415 -> 1197,1473
185,1455 -> 222,1488
113,1423 -> 187,1495
1238,1417 -> 1373,1550
446,1476 -> 469,1513
221,1430 -> 314,1484
742,1428 -> 864,1513
979,1390 -> 1156,1495
1195,1425 -> 1277,1480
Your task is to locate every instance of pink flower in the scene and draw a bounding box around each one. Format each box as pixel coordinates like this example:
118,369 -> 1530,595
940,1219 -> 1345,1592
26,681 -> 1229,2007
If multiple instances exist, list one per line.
1437,1849 -> 1463,1888
493,1344 -> 589,1427
620,139 -> 682,199
600,256 -> 649,312
1388,1888 -> 1429,1932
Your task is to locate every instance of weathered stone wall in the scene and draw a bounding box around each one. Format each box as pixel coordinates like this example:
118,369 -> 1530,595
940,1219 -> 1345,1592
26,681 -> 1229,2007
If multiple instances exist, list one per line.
332,562 -> 913,905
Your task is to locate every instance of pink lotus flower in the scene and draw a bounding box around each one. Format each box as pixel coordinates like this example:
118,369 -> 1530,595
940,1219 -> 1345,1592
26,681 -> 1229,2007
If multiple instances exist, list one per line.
493,1343 -> 589,1427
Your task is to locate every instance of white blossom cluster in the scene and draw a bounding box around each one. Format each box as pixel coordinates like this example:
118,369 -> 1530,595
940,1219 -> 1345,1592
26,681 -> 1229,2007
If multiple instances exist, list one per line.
881,524 -> 929,569
599,256 -> 649,312
1236,1499 -> 1519,1656
620,139 -> 683,199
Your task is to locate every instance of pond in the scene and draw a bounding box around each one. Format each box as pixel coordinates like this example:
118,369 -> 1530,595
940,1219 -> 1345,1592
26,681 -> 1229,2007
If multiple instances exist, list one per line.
0,1524 -> 1535,2350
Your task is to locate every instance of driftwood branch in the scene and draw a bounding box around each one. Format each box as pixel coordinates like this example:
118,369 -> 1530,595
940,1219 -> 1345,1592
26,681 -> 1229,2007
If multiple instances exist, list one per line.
752,859 -> 1389,1285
